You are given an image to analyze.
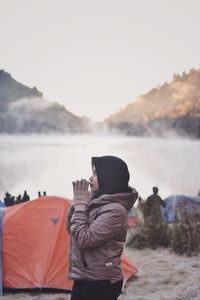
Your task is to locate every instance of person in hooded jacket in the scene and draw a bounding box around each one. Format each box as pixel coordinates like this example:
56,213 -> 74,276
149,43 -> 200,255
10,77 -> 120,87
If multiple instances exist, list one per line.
67,155 -> 138,300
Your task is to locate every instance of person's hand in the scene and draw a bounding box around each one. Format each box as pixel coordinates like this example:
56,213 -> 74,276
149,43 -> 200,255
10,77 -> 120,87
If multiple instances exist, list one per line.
72,179 -> 90,207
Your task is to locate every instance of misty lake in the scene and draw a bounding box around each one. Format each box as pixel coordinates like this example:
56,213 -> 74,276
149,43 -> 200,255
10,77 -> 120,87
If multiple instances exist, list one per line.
0,134 -> 200,201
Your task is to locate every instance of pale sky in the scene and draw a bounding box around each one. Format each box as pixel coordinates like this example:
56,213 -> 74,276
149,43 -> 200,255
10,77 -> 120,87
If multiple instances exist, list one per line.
0,0 -> 200,121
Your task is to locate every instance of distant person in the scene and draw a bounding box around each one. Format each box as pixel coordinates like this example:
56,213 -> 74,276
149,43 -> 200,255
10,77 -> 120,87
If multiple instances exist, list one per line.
137,196 -> 144,211
10,196 -> 15,206
43,191 -> 46,196
16,194 -> 22,204
38,191 -> 41,198
22,190 -> 30,202
146,187 -> 166,223
4,193 -> 11,207
137,196 -> 146,222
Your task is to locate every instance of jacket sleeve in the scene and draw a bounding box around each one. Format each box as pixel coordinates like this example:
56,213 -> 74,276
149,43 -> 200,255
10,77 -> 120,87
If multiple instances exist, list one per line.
66,205 -> 75,233
70,205 -> 127,249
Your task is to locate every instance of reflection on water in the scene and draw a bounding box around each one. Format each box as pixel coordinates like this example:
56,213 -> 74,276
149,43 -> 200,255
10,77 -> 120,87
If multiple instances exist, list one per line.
0,134 -> 200,200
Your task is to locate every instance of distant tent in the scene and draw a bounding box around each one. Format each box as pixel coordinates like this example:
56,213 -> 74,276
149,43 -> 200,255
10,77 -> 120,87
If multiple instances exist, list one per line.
0,201 -> 5,208
161,195 -> 200,222
128,209 -> 139,227
2,196 -> 138,290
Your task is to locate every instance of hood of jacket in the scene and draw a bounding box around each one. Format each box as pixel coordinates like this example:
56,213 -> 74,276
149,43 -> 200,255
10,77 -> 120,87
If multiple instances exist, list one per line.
88,188 -> 138,211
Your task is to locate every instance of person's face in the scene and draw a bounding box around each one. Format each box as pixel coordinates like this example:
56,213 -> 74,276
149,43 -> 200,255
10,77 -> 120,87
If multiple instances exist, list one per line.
89,165 -> 99,192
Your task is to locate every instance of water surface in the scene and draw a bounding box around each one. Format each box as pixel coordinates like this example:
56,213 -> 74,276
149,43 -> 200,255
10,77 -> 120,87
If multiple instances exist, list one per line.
0,134 -> 199,201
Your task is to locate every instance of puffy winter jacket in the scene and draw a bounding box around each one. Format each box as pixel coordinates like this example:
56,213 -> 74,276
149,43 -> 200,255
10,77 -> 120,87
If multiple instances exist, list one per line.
68,189 -> 138,283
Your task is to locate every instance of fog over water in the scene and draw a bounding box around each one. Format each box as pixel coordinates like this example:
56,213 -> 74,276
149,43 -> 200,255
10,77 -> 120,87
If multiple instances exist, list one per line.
0,134 -> 199,201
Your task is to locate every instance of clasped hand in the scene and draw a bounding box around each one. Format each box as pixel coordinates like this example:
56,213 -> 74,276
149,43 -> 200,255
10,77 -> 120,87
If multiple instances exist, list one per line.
72,179 -> 90,207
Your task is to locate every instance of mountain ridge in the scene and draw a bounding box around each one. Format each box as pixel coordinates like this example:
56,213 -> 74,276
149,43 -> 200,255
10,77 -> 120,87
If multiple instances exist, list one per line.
106,69 -> 200,138
0,70 -> 89,133
1,69 -> 200,137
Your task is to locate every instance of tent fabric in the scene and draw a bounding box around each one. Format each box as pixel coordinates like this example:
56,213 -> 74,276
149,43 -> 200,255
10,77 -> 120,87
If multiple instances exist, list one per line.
0,208 -> 4,296
161,195 -> 200,222
0,201 -> 5,208
128,209 -> 139,227
2,196 -> 138,290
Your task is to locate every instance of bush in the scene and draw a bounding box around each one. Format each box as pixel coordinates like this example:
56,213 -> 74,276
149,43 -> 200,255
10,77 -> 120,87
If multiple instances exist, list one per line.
127,219 -> 171,250
127,206 -> 200,256
170,208 -> 200,256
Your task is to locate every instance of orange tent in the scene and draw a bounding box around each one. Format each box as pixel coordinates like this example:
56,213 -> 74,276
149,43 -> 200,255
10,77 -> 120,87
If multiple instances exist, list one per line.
2,196 -> 138,290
